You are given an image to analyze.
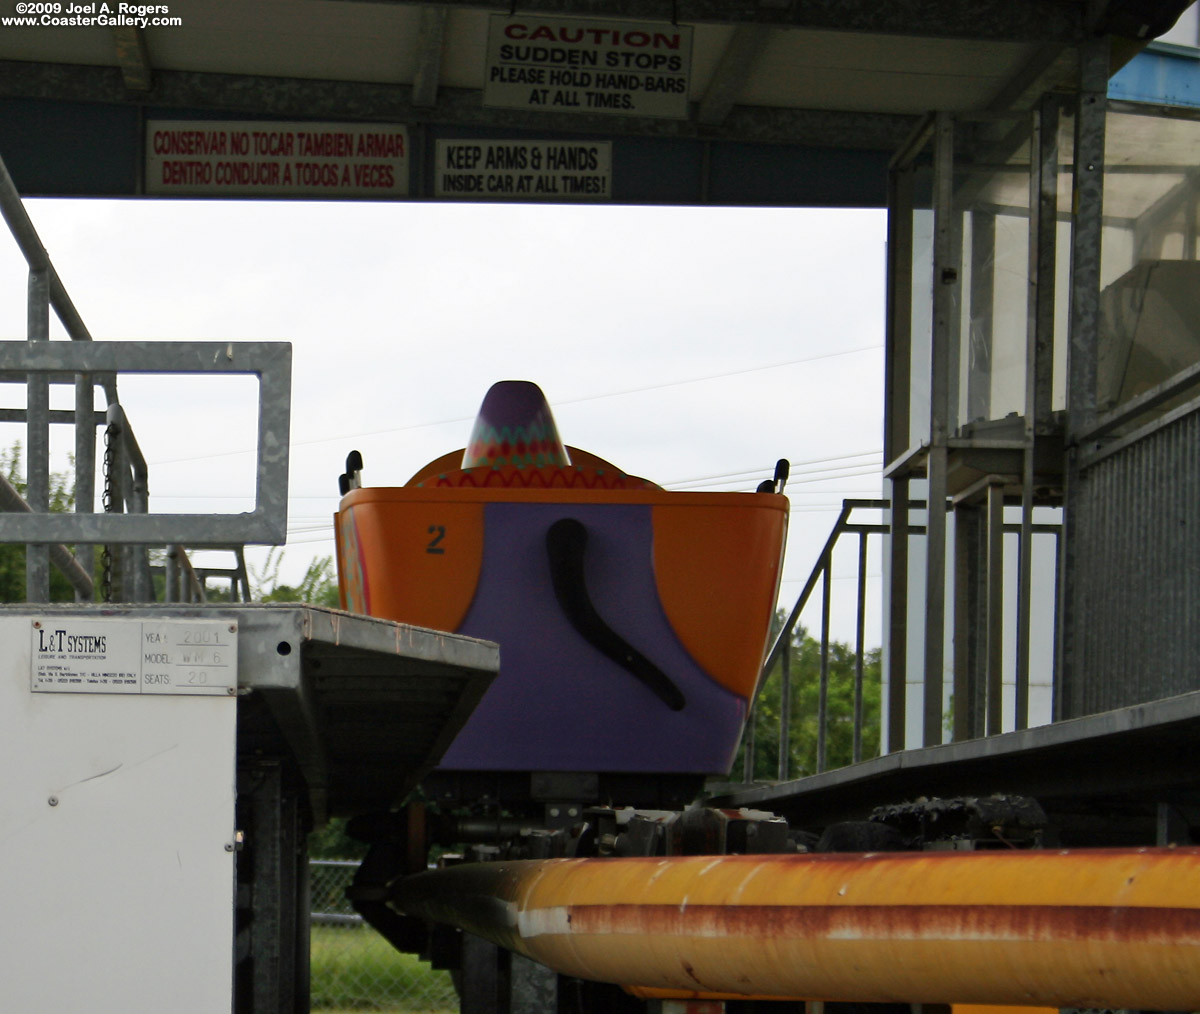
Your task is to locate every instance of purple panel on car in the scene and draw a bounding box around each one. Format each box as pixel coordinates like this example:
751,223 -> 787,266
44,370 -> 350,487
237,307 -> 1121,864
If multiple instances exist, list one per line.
437,501 -> 746,774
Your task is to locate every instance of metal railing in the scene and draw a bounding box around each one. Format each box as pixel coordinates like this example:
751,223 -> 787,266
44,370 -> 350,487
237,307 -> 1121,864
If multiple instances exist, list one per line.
0,467 -> 93,598
742,499 -> 891,781
159,545 -> 253,603
741,494 -> 1065,784
0,145 -> 291,604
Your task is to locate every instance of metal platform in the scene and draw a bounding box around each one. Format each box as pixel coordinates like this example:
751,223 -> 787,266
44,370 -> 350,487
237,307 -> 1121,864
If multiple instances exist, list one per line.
0,602 -> 496,1012
712,689 -> 1200,845
5,602 -> 499,822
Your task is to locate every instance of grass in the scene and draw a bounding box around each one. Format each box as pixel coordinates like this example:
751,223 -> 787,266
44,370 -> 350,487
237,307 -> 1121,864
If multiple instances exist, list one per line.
310,923 -> 458,1013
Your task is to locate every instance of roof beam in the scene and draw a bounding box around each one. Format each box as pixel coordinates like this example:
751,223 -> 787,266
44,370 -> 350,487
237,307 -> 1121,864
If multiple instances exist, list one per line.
0,60 -> 918,151
410,5 -> 447,109
1089,0 -> 1195,39
110,25 -> 153,92
982,0 -> 1195,112
697,24 -> 770,126
986,43 -> 1077,113
323,0 -> 1086,43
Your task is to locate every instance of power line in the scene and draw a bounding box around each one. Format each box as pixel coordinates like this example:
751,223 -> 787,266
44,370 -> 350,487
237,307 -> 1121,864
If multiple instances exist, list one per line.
147,344 -> 883,467
661,449 -> 880,488
552,344 -> 882,408
667,464 -> 880,492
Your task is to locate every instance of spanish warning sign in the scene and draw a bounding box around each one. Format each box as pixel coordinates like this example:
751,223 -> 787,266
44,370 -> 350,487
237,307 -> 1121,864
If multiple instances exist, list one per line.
146,121 -> 409,197
484,16 -> 692,120
435,140 -> 612,201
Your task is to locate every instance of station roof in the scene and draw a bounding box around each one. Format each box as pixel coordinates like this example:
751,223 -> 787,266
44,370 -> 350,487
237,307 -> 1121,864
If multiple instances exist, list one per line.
0,0 -> 1190,205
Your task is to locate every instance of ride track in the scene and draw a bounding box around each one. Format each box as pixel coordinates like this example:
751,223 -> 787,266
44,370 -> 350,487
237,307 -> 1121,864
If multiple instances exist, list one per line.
393,848 -> 1200,1010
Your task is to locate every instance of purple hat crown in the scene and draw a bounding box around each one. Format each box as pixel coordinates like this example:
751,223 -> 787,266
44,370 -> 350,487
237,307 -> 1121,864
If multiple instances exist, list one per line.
462,380 -> 571,470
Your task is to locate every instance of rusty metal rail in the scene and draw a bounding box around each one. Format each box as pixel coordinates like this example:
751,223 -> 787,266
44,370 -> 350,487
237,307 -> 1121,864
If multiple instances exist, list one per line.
394,848 -> 1200,1009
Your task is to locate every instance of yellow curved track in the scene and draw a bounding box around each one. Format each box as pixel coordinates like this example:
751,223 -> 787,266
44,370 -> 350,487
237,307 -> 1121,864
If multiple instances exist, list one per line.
394,848 -> 1200,1009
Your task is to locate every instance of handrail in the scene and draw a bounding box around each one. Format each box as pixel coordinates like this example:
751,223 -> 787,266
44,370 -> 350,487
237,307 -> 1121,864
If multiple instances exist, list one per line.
194,547 -> 254,603
742,496 -> 1064,783
0,150 -> 117,402
104,402 -> 153,601
0,471 -> 94,598
743,499 -> 888,781
166,545 -> 207,603
0,143 -> 287,604
757,500 -> 878,688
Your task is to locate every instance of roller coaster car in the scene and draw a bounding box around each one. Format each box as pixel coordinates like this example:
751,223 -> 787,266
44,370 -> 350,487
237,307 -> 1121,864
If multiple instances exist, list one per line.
334,381 -> 787,806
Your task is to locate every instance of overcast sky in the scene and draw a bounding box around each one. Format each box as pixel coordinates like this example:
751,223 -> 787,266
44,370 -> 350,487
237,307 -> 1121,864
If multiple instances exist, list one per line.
0,198 -> 886,642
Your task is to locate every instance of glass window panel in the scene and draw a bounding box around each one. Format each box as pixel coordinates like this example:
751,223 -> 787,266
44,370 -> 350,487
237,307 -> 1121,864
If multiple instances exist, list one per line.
909,162 -> 934,448
951,117 -> 1033,432
1099,106 -> 1200,417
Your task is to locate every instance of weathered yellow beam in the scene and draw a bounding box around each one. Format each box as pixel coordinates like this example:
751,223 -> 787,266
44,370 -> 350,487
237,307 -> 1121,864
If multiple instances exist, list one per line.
393,848 -> 1200,1009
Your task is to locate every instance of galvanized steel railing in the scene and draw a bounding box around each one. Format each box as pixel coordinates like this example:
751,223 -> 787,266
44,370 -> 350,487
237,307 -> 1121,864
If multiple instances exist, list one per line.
742,493 -> 1067,785
742,498 -> 893,782
0,146 -> 291,603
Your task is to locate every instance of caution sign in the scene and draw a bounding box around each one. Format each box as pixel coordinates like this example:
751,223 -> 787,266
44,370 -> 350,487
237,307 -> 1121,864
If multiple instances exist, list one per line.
435,140 -> 612,201
485,15 -> 692,120
146,121 -> 409,197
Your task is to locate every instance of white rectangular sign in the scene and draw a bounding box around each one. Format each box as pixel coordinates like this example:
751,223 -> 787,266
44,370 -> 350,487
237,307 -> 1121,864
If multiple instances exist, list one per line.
485,16 -> 692,119
146,120 -> 409,197
435,140 -> 612,200
32,618 -> 238,696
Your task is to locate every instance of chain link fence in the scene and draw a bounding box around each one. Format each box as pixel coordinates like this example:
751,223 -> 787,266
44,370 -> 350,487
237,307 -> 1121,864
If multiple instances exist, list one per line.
310,860 -> 458,1014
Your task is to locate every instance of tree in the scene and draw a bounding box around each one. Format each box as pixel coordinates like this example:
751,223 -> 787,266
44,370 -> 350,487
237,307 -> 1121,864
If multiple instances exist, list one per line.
252,546 -> 340,607
308,816 -> 367,860
734,613 -> 882,781
0,444 -> 81,603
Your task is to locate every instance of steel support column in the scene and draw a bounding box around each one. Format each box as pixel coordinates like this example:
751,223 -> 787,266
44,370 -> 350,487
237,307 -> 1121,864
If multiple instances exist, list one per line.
510,954 -> 557,1014
238,759 -> 309,1014
923,112 -> 956,746
73,373 -> 95,600
985,482 -> 1005,735
952,500 -> 985,740
742,695 -> 757,782
817,564 -> 831,771
1016,94 -> 1060,728
886,480 -> 909,752
26,268 -> 49,602
778,638 -> 792,781
853,531 -> 868,763
461,933 -> 503,1014
883,127 -> 919,753
1056,37 -> 1108,719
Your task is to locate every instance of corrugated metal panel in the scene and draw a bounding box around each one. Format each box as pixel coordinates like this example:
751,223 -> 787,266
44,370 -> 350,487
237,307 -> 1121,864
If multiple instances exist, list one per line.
1072,406 -> 1200,716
